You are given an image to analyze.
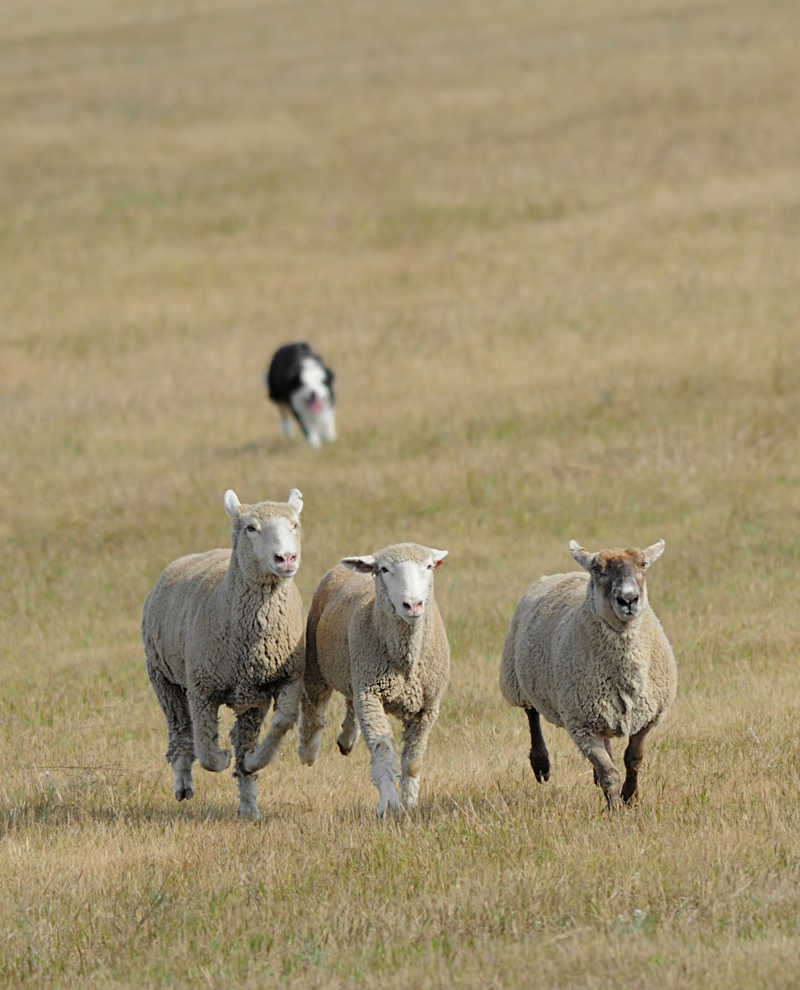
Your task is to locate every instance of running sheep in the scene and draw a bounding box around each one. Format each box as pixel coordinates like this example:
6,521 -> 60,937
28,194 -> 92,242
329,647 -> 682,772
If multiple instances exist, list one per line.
297,543 -> 450,817
500,539 -> 677,810
142,488 -> 305,819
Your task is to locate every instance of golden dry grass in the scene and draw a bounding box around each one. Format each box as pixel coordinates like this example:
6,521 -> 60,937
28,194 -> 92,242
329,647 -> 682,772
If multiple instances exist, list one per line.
1,0 -> 799,986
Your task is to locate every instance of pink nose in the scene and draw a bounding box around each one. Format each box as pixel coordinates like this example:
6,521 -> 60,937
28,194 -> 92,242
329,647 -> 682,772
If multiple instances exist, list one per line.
404,600 -> 424,616
275,553 -> 297,569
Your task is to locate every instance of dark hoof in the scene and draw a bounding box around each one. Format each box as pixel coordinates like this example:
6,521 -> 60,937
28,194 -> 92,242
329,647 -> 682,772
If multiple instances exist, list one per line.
529,752 -> 550,783
175,787 -> 194,801
337,740 -> 353,756
621,783 -> 638,804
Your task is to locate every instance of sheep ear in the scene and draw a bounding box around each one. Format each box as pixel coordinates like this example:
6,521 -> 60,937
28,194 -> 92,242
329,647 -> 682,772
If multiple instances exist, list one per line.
569,540 -> 596,572
429,548 -> 448,569
341,555 -> 376,574
223,489 -> 242,518
642,539 -> 665,568
287,488 -> 304,515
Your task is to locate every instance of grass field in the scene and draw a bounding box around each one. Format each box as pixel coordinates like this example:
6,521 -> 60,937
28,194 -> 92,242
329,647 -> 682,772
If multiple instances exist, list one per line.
2,0 -> 799,986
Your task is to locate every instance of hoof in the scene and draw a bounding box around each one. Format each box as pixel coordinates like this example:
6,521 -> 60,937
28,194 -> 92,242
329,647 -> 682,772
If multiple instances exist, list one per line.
199,749 -> 231,773
337,740 -> 353,756
174,786 -> 194,801
243,749 -> 264,774
530,753 -> 550,783
602,771 -> 622,812
297,736 -> 321,766
376,795 -> 404,819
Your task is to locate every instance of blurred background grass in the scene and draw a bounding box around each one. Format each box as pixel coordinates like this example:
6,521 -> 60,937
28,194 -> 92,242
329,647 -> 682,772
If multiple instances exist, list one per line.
1,0 -> 799,986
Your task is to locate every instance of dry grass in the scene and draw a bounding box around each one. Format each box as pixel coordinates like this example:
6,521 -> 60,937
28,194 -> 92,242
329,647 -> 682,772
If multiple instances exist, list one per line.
2,0 -> 799,986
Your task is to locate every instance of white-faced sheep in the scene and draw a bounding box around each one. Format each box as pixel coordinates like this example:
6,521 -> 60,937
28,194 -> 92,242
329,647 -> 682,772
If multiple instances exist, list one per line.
297,543 -> 450,817
142,488 -> 305,819
499,539 -> 676,810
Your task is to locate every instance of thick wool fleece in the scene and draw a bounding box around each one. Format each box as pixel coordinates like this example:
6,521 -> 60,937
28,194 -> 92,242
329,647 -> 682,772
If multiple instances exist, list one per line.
142,497 -> 304,817
500,571 -> 676,741
305,558 -> 449,723
299,544 -> 450,815
143,550 -> 303,722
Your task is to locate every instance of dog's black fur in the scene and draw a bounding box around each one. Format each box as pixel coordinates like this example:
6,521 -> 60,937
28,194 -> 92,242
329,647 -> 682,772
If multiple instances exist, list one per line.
265,342 -> 336,445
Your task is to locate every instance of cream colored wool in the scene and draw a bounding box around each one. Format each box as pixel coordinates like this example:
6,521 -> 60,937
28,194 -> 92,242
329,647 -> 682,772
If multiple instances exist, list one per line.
297,543 -> 450,816
142,489 -> 305,819
500,540 -> 676,810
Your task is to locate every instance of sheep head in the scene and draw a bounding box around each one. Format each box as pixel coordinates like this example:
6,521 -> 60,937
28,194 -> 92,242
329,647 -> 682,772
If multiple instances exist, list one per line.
342,543 -> 448,625
224,488 -> 303,584
569,539 -> 664,627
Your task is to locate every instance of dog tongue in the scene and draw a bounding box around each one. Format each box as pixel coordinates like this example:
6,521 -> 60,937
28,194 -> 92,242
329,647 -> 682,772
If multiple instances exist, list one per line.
308,397 -> 323,413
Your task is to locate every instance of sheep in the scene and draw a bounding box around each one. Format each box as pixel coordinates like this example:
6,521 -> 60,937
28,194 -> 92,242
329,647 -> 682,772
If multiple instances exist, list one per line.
297,543 -> 450,817
499,539 -> 676,811
142,488 -> 305,820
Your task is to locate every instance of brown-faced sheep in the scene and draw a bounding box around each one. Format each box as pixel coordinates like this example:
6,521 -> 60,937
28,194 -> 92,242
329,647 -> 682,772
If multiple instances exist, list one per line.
500,539 -> 676,810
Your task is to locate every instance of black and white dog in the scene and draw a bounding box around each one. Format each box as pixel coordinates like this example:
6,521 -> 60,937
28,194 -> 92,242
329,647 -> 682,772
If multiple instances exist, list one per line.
265,342 -> 336,448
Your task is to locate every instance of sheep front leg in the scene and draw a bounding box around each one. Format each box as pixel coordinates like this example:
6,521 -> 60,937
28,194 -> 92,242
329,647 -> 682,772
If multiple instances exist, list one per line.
187,692 -> 231,772
356,690 -> 402,818
245,679 -> 302,773
297,680 -> 333,766
400,707 -> 439,809
591,738 -> 613,786
621,723 -> 652,803
572,728 -> 621,811
525,707 -> 550,783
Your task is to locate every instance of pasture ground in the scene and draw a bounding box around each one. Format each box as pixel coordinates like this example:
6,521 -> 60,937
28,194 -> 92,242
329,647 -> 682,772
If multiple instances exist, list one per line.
2,1 -> 799,986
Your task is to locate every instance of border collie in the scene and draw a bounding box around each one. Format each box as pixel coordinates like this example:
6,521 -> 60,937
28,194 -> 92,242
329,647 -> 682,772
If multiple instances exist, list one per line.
265,342 -> 336,448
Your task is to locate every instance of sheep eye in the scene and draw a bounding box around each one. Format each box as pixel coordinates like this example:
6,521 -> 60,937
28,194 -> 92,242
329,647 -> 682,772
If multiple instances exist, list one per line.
246,524 -> 258,533
380,566 -> 389,574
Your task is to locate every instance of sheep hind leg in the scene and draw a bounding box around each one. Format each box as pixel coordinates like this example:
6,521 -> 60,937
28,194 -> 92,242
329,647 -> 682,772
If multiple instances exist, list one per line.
525,707 -> 550,783
337,699 -> 360,755
245,680 -> 302,773
231,706 -> 268,820
622,724 -> 652,804
146,663 -> 195,801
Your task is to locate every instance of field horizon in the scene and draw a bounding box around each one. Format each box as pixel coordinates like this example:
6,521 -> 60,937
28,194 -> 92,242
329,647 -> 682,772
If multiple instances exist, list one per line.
2,1 -> 799,987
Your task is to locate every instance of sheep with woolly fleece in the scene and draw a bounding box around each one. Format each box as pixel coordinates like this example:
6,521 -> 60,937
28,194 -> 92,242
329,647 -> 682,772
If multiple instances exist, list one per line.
297,543 -> 450,817
500,539 -> 676,810
142,488 -> 305,819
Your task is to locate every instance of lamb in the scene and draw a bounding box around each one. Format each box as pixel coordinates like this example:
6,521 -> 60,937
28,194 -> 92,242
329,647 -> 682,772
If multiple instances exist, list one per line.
499,539 -> 676,811
297,543 -> 450,817
142,488 -> 305,819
